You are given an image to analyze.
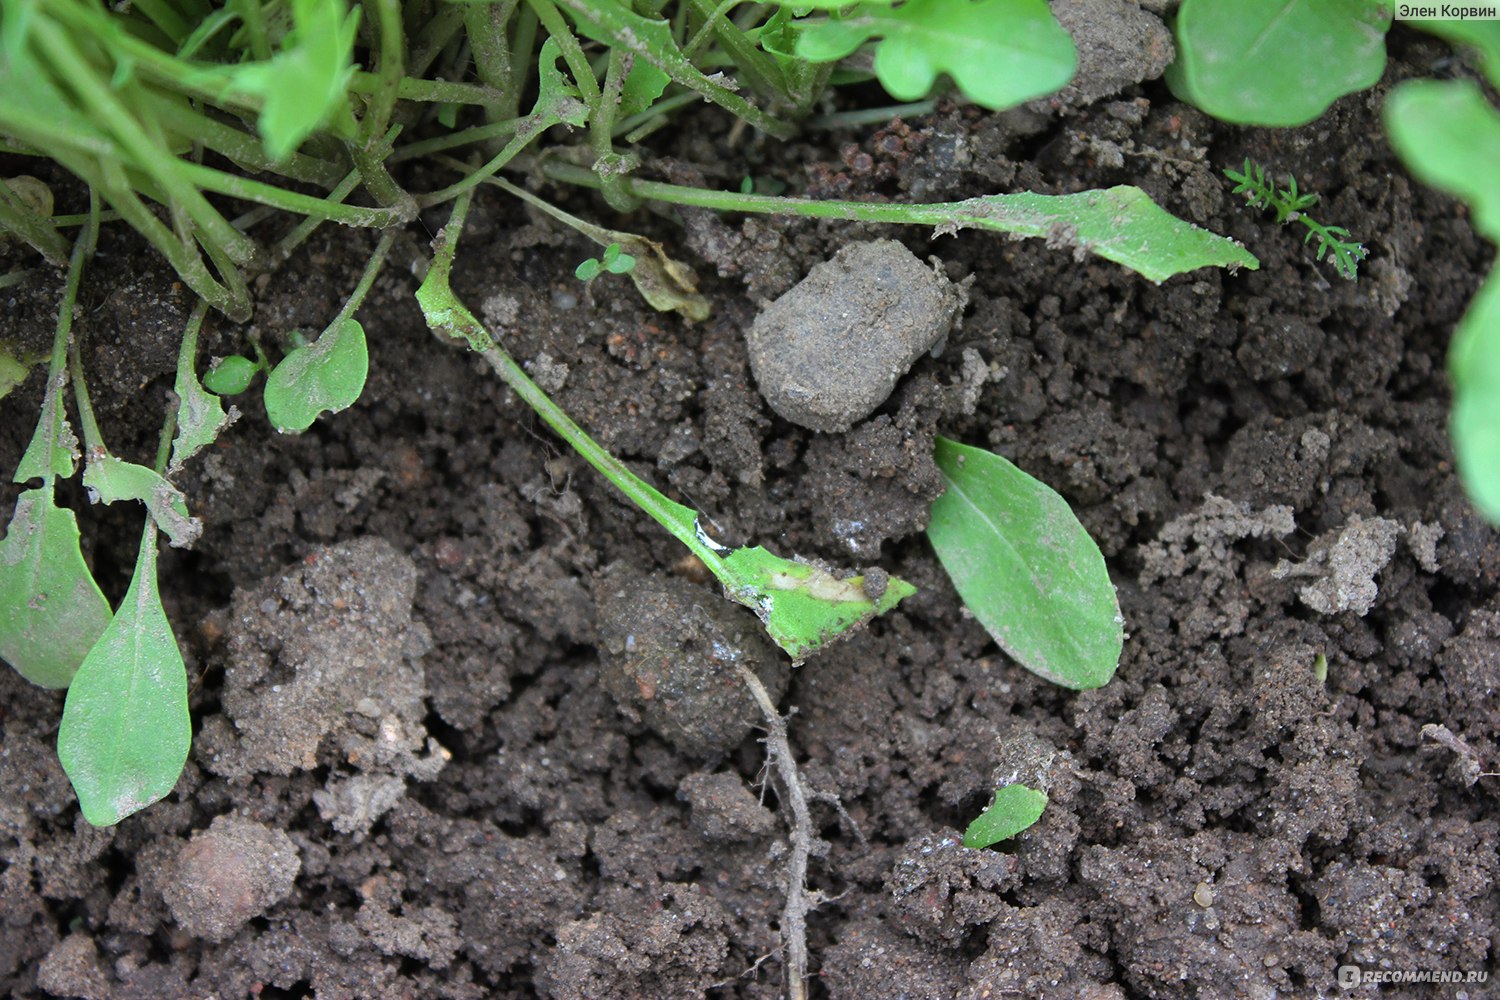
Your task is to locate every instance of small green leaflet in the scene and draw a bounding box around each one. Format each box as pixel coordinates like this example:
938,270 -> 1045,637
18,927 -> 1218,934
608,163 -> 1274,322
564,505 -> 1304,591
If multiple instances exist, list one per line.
793,0 -> 1076,110
202,355 -> 260,396
963,784 -> 1047,849
83,453 -> 201,548
1166,0 -> 1390,127
170,302 -> 234,472
58,521 -> 190,827
926,437 -> 1121,690
0,490 -> 111,689
209,0 -> 360,159
264,318 -> 369,433
0,345 -> 28,402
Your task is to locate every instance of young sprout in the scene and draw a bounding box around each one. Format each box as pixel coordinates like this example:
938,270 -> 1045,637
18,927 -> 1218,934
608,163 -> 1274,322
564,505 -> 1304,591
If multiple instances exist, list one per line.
575,242 -> 637,281
1224,159 -> 1368,280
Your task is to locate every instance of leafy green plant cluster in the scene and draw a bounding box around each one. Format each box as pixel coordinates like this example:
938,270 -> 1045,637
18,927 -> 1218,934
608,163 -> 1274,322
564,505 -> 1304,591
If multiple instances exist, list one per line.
1166,3 -> 1500,522
1223,159 -> 1367,280
1,0 -> 1261,828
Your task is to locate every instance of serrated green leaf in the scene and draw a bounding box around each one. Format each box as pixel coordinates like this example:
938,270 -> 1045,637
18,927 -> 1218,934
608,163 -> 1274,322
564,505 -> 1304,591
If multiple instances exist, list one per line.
1167,0 -> 1390,127
944,186 -> 1257,284
83,454 -> 201,549
0,489 -> 111,689
58,522 -> 190,827
264,317 -> 368,433
926,437 -> 1122,690
795,0 -> 1075,110
963,783 -> 1047,849
170,314 -> 233,473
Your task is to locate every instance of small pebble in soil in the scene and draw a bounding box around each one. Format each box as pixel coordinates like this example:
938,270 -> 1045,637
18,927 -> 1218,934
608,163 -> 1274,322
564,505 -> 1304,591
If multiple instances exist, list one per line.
745,239 -> 965,432
594,565 -> 789,757
160,815 -> 301,943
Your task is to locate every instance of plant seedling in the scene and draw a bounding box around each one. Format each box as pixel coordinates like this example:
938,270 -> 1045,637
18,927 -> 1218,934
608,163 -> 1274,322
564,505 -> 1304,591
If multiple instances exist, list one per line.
1224,159 -> 1367,280
420,192 -> 913,663
575,241 -> 637,281
963,783 -> 1048,849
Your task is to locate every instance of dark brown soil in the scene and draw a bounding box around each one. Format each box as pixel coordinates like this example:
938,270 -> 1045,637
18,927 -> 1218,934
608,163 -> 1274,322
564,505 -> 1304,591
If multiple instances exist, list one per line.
2,22 -> 1498,1000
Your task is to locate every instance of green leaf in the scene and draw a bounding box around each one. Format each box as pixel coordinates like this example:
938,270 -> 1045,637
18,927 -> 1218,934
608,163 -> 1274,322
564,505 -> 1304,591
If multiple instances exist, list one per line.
605,251 -> 636,274
1166,0 -> 1390,127
1405,21 -> 1500,89
14,375 -> 79,485
940,186 -> 1257,285
170,315 -> 234,472
202,355 -> 261,396
1385,79 -> 1500,245
0,345 -> 27,402
212,0 -> 360,159
963,783 -> 1048,849
1449,272 -> 1500,523
796,0 -> 1075,110
83,454 -> 200,549
57,523 -> 190,827
575,257 -> 602,281
264,317 -> 368,433
926,437 -> 1122,689
0,489 -> 111,689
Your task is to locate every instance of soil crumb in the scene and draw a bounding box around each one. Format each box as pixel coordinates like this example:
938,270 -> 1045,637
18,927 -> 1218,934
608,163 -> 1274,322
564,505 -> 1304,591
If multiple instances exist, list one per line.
158,815 -> 300,943
746,239 -> 964,432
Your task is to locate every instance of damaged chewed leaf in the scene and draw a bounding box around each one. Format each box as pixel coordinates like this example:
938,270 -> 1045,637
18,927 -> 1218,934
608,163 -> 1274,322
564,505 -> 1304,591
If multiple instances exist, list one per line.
963,783 -> 1048,849
926,436 -> 1121,689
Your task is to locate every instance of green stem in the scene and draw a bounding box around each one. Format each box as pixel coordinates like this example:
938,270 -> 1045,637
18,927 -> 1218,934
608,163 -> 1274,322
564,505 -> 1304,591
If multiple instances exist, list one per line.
175,159 -> 408,228
527,0 -> 603,106
270,171 -> 363,266
408,2 -> 471,79
334,229 -> 398,328
417,192 -> 719,569
550,0 -> 793,139
466,0 -> 520,112
591,48 -> 638,212
348,73 -> 506,107
683,0 -> 786,101
389,119 -> 520,163
141,92 -> 346,188
358,0 -> 405,144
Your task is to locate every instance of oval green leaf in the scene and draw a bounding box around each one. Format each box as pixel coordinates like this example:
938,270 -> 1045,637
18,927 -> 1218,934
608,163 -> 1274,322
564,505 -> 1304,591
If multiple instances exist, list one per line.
0,490 -> 111,688
1167,0 -> 1390,127
57,523 -> 190,827
264,317 -> 368,433
203,355 -> 261,396
1385,79 -> 1500,245
963,783 -> 1047,849
926,437 -> 1122,689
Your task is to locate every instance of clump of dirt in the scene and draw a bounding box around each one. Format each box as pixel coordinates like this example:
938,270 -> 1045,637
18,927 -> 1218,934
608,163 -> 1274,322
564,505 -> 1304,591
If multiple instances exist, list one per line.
594,563 -> 789,757
746,239 -> 966,432
156,814 -> 300,942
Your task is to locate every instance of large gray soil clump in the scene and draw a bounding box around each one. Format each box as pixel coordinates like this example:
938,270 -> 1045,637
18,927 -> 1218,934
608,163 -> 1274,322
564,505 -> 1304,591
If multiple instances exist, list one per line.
746,239 -> 964,432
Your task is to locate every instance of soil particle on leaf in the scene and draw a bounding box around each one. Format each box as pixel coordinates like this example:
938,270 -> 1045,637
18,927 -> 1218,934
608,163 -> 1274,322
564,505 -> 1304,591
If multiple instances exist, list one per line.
745,239 -> 965,432
156,814 -> 300,943
594,564 -> 789,757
